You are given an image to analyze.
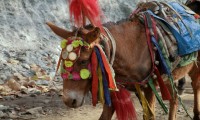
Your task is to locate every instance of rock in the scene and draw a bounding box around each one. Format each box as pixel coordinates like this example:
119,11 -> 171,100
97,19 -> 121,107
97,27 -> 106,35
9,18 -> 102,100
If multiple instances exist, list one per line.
3,95 -> 15,100
0,111 -> 6,118
7,59 -> 19,65
26,107 -> 43,115
37,86 -> 49,93
35,80 -> 49,86
0,75 -> 7,84
30,64 -> 41,72
0,85 -> 4,91
6,79 -> 21,91
43,100 -> 50,104
0,80 -> 5,85
8,111 -> 18,119
13,73 -> 27,81
21,64 -> 30,70
0,85 -> 12,95
28,81 -> 36,87
30,94 -> 37,97
21,81 -> 29,87
20,86 -> 27,91
14,106 -> 21,111
20,85 -> 28,94
28,88 -> 41,95
0,104 -> 10,111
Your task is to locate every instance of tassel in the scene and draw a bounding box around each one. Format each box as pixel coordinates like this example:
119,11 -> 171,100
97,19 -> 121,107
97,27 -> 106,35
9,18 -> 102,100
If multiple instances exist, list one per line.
96,45 -> 117,90
135,84 -> 154,120
111,87 -> 137,120
154,67 -> 171,100
91,51 -> 99,106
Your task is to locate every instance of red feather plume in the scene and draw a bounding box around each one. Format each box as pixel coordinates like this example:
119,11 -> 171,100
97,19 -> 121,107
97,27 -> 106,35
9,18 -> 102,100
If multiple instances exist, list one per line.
111,87 -> 137,120
69,0 -> 103,30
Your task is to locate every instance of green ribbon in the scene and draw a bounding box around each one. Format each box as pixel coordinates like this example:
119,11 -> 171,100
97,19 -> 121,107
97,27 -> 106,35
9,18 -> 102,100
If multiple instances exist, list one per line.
148,78 -> 168,114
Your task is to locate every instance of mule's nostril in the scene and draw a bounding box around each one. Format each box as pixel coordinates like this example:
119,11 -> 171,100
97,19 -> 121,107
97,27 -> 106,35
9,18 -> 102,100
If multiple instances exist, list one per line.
72,99 -> 77,106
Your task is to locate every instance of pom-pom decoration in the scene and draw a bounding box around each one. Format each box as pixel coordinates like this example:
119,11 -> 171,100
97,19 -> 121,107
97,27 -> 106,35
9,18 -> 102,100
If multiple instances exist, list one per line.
61,39 -> 68,49
80,69 -> 91,79
69,0 -> 103,31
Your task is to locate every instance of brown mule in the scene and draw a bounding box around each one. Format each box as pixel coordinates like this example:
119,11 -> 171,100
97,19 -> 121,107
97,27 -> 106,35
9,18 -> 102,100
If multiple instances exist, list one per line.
46,3 -> 200,120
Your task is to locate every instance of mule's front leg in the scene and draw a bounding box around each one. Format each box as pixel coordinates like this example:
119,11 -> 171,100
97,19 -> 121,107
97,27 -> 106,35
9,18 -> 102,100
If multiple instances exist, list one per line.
99,104 -> 114,120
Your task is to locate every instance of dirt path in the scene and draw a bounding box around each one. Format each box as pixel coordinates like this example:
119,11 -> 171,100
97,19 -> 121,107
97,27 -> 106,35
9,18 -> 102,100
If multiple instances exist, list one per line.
0,81 -> 194,120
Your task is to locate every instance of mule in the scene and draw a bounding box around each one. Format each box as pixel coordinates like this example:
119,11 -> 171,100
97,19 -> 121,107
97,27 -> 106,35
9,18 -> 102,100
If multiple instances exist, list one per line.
47,3 -> 200,120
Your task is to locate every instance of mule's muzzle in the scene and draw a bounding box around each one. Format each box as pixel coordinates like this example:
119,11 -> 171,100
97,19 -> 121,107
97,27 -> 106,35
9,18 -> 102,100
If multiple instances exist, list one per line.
62,91 -> 84,108
63,98 -> 80,108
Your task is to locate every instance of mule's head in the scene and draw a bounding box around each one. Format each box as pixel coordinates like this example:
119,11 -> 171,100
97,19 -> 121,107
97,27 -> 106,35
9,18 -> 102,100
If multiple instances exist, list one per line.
47,22 -> 101,108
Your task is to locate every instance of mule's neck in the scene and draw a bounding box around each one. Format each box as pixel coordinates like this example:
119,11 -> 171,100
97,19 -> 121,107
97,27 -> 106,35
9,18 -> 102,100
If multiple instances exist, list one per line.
106,18 -> 152,84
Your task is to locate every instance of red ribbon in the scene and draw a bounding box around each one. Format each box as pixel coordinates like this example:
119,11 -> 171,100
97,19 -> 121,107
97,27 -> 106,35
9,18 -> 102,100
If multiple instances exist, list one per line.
91,51 -> 99,106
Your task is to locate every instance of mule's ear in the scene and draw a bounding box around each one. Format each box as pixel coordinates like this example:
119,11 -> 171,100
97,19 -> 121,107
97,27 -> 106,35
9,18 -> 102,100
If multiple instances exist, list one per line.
85,27 -> 101,44
46,22 -> 73,39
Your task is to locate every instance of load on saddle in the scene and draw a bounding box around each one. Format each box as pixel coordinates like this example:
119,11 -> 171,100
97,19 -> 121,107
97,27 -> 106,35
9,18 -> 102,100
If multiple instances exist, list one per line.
130,1 -> 200,72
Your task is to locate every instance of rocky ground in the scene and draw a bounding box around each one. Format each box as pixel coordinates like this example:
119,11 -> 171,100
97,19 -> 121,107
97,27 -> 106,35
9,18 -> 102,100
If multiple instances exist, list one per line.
0,78 -> 195,120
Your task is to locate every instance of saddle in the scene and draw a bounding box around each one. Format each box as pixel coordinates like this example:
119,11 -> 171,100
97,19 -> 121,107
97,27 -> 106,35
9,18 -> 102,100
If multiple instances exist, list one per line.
131,1 -> 199,71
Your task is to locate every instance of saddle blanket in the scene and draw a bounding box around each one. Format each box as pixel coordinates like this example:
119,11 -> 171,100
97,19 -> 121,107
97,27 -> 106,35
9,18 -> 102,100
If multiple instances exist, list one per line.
168,2 -> 200,55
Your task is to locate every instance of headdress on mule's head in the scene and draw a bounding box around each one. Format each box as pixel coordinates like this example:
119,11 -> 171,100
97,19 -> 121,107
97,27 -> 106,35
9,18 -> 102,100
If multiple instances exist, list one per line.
60,37 -> 91,80
69,0 -> 103,31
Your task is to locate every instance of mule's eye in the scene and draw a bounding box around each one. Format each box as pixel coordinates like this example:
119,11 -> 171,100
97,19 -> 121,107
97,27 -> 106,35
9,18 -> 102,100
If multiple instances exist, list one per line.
80,60 -> 88,65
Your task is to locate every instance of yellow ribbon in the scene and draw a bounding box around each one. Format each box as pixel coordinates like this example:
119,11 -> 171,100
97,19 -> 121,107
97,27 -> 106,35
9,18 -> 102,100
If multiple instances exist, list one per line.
98,65 -> 104,105
135,84 -> 154,120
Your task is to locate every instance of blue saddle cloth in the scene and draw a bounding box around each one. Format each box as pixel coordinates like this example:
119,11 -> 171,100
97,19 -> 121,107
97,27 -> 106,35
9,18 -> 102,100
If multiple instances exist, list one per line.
168,2 -> 200,55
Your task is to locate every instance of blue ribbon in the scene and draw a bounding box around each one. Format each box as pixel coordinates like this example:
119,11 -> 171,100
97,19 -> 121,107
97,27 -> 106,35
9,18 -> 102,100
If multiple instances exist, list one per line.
150,36 -> 171,75
95,47 -> 111,106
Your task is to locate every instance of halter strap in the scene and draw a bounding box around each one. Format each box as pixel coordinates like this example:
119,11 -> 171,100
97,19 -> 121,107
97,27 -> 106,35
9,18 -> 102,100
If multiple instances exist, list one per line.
103,27 -> 117,65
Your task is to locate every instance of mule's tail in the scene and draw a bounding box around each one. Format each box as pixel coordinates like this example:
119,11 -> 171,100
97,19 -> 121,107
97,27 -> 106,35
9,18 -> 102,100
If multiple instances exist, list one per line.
111,87 -> 137,120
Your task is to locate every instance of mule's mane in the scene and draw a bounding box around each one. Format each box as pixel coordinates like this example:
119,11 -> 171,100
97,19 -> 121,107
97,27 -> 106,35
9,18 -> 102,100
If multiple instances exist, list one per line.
81,16 -> 140,31
103,18 -> 130,27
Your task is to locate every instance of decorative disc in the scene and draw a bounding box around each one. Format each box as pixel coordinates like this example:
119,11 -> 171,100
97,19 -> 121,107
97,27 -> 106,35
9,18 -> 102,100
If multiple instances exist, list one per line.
66,44 -> 73,52
68,52 -> 77,61
64,60 -> 73,67
62,50 -> 68,59
80,69 -> 90,79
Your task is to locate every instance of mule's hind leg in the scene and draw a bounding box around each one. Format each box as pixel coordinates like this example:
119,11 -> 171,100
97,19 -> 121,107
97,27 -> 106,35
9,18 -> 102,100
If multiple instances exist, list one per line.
189,56 -> 200,119
166,63 -> 194,120
166,83 -> 178,120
